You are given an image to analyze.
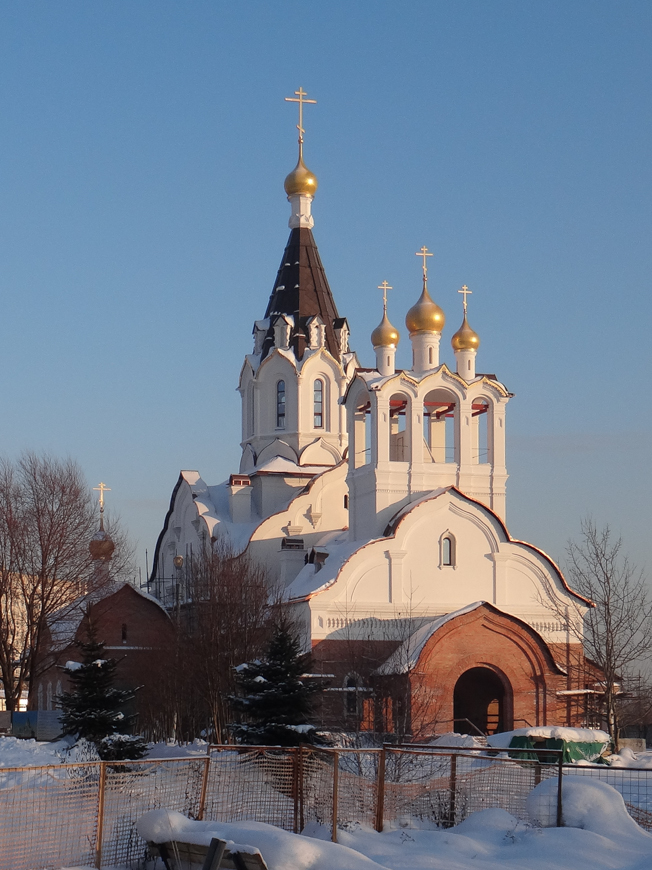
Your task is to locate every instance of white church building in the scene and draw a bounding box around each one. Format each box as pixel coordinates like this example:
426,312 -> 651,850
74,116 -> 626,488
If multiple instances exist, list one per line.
151,99 -> 598,737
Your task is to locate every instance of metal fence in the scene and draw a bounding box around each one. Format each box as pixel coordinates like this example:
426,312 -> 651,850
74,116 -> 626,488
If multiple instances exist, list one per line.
0,745 -> 651,870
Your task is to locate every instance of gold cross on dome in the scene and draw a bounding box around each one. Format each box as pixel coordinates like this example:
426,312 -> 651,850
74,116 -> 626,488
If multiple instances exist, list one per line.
378,280 -> 393,312
285,87 -> 317,144
458,284 -> 472,312
93,482 -> 111,513
415,246 -> 433,281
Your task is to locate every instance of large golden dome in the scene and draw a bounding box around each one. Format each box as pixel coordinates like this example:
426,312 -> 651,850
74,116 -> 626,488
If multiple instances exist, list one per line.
451,313 -> 480,352
371,311 -> 400,348
405,286 -> 445,335
284,154 -> 318,197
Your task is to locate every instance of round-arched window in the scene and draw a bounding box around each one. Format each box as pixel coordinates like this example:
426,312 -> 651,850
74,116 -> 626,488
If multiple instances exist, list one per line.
276,380 -> 286,429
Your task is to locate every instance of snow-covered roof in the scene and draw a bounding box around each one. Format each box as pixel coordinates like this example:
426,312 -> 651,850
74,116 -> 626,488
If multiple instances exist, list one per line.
252,456 -> 329,476
285,533 -> 376,601
375,603 -> 487,675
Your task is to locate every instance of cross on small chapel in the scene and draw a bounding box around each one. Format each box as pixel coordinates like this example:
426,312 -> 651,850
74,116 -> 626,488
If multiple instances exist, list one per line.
378,280 -> 393,312
285,87 -> 317,144
415,246 -> 433,281
93,482 -> 111,513
458,284 -> 472,313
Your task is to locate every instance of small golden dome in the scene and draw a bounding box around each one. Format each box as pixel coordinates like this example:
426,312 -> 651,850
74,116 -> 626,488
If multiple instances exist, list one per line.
405,285 -> 445,335
451,313 -> 480,352
371,311 -> 400,348
284,154 -> 318,197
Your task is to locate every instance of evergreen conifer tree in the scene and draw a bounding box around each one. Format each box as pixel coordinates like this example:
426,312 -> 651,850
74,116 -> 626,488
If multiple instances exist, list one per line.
232,618 -> 324,746
58,618 -> 147,760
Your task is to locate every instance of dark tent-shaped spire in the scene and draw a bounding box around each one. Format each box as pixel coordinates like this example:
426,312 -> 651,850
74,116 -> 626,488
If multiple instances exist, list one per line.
261,227 -> 346,361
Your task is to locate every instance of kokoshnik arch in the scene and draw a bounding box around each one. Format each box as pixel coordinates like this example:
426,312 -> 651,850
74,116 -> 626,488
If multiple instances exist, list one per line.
151,91 -> 598,738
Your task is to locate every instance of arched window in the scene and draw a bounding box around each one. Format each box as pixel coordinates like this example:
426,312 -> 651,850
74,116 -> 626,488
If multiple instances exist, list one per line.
344,494 -> 349,509
46,682 -> 53,711
276,380 -> 286,429
37,684 -> 43,710
247,384 -> 255,437
122,623 -> 128,644
441,534 -> 456,567
428,346 -> 434,365
313,379 -> 324,428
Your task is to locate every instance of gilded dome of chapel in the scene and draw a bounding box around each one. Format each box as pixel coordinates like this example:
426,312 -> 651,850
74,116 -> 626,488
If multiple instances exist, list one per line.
371,311 -> 400,348
405,286 -> 445,335
451,313 -> 480,351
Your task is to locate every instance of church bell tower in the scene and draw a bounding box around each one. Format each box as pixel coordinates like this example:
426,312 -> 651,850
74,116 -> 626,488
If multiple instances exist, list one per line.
237,90 -> 358,519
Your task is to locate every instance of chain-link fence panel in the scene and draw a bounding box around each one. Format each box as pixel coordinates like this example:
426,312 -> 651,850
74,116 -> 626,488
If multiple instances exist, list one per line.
99,757 -> 209,868
203,747 -> 299,832
560,764 -> 652,831
382,748 -> 560,829
0,762 -> 101,870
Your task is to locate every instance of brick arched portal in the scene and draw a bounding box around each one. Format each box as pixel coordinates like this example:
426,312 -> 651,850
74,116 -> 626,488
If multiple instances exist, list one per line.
408,603 -> 567,738
453,666 -> 510,736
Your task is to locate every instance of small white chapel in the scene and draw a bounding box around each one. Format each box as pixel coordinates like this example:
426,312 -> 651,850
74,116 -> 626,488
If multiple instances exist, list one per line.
151,92 -> 599,738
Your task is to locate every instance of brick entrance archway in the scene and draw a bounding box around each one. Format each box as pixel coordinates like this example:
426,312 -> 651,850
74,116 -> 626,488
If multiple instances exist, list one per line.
453,666 -> 508,735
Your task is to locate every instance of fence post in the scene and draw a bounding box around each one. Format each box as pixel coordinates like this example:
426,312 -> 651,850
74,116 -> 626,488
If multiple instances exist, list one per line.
448,753 -> 457,828
293,748 -> 300,834
197,753 -> 211,821
298,744 -> 305,834
332,750 -> 339,843
94,762 -> 106,869
375,746 -> 386,833
556,753 -> 563,828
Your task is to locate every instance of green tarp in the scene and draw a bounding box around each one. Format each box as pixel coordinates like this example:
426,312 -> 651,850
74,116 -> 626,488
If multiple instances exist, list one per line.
508,735 -> 608,764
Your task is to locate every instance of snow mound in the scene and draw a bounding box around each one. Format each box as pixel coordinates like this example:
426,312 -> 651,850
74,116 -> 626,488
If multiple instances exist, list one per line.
137,810 -> 389,869
430,732 -> 485,749
608,748 -> 652,769
527,775 -> 652,841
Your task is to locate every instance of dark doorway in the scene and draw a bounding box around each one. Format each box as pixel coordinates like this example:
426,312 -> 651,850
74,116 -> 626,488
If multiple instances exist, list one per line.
453,667 -> 507,736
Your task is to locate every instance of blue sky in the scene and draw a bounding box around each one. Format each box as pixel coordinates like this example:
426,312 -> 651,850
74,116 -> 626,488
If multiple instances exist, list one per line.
0,1 -> 650,579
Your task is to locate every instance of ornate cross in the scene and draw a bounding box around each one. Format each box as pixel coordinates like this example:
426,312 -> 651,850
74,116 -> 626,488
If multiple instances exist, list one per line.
378,280 -> 393,313
415,246 -> 433,281
93,481 -> 111,513
458,284 -> 472,313
285,87 -> 317,144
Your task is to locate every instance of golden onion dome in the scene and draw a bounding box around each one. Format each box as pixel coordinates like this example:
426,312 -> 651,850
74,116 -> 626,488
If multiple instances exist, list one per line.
371,310 -> 400,348
284,154 -> 318,197
451,313 -> 480,352
89,528 -> 115,562
405,285 -> 445,335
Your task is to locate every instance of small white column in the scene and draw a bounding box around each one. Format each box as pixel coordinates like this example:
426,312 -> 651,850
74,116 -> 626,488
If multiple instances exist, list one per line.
455,348 -> 477,380
411,332 -> 440,374
375,344 -> 396,377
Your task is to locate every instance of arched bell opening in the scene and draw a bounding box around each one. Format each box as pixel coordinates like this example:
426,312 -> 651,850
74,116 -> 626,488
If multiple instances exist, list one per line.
453,667 -> 511,736
422,389 -> 457,464
389,392 -> 410,462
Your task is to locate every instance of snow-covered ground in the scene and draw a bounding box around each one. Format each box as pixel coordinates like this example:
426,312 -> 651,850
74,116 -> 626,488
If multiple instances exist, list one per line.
59,776 -> 652,870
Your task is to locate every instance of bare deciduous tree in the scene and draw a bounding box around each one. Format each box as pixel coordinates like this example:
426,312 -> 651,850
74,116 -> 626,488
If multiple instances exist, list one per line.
0,453 -> 132,710
546,518 -> 652,749
157,539 -> 272,743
